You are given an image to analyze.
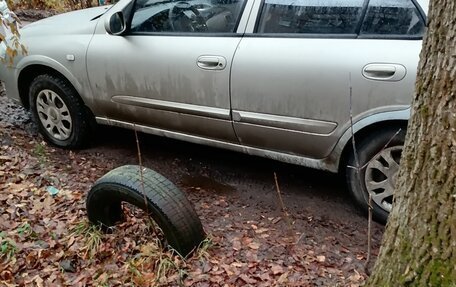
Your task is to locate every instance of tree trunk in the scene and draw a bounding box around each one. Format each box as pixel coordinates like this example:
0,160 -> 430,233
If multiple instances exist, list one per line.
367,0 -> 456,285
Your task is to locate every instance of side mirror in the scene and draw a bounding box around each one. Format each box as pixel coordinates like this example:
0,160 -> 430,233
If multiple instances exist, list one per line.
105,11 -> 126,35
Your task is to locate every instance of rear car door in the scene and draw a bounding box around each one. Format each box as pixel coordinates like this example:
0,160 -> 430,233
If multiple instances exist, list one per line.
87,0 -> 251,143
231,0 -> 425,158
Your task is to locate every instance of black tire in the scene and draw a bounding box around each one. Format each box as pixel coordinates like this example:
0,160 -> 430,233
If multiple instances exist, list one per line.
346,127 -> 406,224
86,165 -> 206,256
29,74 -> 91,148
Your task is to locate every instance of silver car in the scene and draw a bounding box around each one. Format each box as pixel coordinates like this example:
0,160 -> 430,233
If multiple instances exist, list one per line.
0,0 -> 428,223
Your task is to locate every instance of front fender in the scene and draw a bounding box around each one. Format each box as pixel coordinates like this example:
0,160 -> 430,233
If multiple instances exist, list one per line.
17,55 -> 84,96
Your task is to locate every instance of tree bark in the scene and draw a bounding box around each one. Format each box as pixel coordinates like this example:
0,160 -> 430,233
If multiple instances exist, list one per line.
367,0 -> 456,285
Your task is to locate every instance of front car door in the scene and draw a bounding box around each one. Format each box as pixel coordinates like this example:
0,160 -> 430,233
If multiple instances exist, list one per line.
231,0 -> 425,158
87,0 -> 251,143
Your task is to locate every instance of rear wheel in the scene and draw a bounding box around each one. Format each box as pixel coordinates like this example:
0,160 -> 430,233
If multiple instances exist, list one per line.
346,127 -> 406,224
29,74 -> 91,148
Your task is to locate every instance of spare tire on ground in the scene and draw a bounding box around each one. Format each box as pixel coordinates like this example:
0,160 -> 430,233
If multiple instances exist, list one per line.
86,165 -> 206,257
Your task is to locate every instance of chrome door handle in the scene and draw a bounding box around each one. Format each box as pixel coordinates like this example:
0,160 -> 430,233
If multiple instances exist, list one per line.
362,64 -> 406,81
197,56 -> 226,70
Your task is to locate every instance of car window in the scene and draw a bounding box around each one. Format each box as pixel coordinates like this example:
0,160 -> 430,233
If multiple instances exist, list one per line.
131,0 -> 246,33
256,0 -> 365,34
360,0 -> 425,36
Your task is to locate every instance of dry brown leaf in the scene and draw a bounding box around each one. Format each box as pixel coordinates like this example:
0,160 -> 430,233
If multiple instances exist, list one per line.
272,217 -> 282,224
277,272 -> 289,284
221,264 -> 235,276
239,273 -> 257,284
356,254 -> 365,260
317,255 -> 326,262
248,242 -> 260,250
0,270 -> 13,281
271,264 -> 284,275
67,236 -> 76,248
254,228 -> 269,234
348,270 -> 364,282
256,273 -> 271,281
232,239 -> 241,251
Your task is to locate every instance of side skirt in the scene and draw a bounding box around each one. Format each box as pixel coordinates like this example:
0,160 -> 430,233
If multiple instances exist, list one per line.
95,117 -> 338,172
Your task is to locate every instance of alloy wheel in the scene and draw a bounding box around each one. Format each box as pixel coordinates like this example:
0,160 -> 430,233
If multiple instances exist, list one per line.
364,146 -> 402,212
36,89 -> 72,141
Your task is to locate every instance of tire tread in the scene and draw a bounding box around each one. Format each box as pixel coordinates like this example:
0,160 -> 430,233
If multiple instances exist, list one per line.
86,165 -> 206,256
29,74 -> 91,148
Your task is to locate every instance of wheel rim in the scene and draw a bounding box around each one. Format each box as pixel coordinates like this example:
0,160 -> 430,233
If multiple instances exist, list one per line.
36,89 -> 72,141
364,146 -> 402,213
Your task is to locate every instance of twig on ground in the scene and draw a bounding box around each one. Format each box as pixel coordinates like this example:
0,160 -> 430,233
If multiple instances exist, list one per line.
348,74 -> 372,275
273,172 -> 295,241
295,232 -> 306,245
134,126 -> 159,237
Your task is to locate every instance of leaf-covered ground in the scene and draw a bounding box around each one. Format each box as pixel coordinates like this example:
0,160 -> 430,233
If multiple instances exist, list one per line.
0,88 -> 385,286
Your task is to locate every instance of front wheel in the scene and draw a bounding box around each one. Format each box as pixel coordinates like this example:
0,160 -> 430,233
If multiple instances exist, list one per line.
29,74 -> 91,148
346,127 -> 406,224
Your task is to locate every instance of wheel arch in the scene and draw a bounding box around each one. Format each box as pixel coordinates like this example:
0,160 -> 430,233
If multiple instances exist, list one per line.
331,109 -> 410,174
17,57 -> 85,110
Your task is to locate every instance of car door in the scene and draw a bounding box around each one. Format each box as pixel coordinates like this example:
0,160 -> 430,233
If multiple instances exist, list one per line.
231,0 -> 425,158
87,0 -> 251,143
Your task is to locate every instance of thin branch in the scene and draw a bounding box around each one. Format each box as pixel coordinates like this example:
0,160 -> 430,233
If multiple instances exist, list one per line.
273,172 -> 294,240
134,126 -> 146,208
348,73 -> 372,274
347,129 -> 402,171
349,73 -> 361,173
134,125 -> 159,237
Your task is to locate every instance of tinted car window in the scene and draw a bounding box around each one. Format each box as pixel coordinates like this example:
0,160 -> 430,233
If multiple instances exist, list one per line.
360,0 -> 424,36
131,0 -> 245,33
257,0 -> 365,34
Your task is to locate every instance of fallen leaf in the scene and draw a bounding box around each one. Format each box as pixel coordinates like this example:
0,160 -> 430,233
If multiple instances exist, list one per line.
277,272 -> 289,283
239,274 -> 257,284
272,217 -> 282,224
271,264 -> 284,275
248,242 -> 260,250
317,255 -> 326,262
232,239 -> 241,251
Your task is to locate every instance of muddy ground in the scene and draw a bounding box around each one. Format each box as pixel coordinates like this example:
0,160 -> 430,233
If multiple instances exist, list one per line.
0,79 -> 385,286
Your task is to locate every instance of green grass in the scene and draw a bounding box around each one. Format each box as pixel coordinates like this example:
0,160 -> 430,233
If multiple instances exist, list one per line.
124,238 -> 186,285
33,142 -> 47,164
0,232 -> 17,261
195,236 -> 214,261
70,221 -> 102,259
17,222 -> 38,239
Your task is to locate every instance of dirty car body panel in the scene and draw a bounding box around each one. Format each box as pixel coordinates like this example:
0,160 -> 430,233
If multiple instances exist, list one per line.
0,0 -> 428,173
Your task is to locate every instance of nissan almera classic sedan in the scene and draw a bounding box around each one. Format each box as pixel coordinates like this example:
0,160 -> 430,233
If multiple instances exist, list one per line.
0,0 -> 428,223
